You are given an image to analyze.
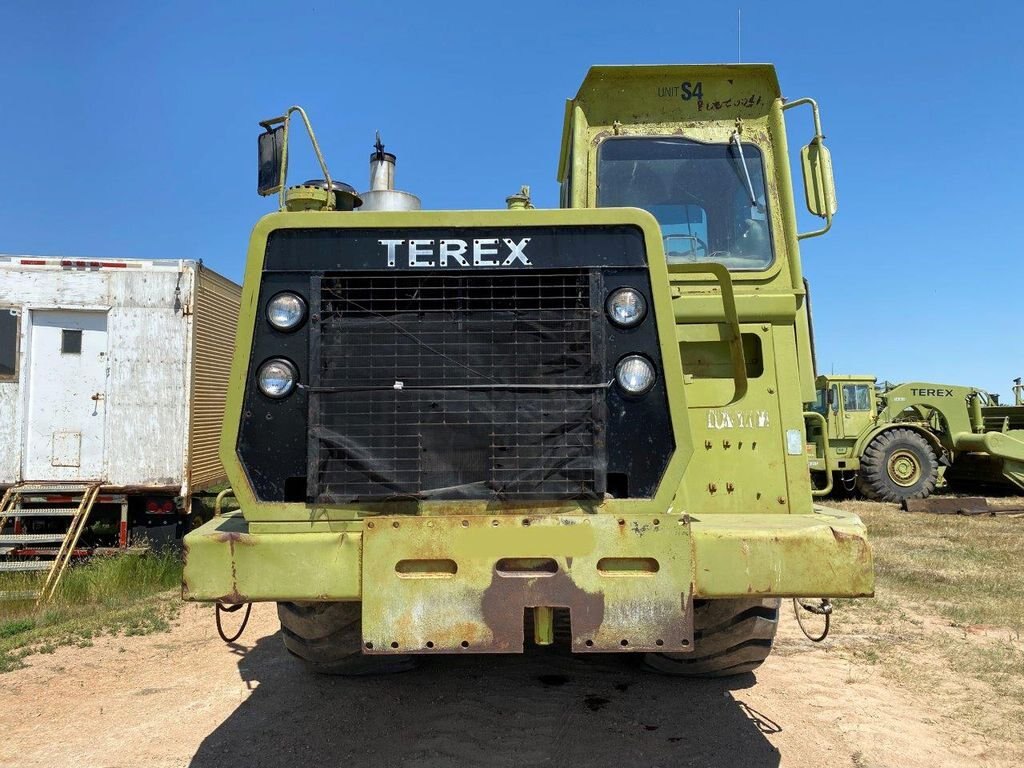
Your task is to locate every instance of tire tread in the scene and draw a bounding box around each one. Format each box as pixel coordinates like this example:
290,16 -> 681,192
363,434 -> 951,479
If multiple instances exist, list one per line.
644,598 -> 780,678
857,427 -> 938,502
277,601 -> 416,676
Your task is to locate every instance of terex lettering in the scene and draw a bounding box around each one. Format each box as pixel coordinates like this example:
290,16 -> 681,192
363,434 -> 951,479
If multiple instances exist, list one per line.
378,237 -> 532,268
910,388 -> 954,397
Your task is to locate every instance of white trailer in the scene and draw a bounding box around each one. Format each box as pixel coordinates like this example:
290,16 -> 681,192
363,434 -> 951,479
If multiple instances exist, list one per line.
0,256 -> 240,548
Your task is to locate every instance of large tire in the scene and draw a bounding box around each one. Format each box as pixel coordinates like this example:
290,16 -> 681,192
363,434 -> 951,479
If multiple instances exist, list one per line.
277,601 -> 417,675
644,598 -> 780,677
857,427 -> 938,502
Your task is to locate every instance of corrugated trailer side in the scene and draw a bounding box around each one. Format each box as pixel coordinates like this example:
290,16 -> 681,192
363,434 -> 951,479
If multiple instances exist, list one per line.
186,265 -> 241,493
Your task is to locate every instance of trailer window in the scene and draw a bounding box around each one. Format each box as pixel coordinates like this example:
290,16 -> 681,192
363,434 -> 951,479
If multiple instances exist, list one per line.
61,329 -> 82,355
596,137 -> 773,270
0,307 -> 19,380
842,384 -> 871,412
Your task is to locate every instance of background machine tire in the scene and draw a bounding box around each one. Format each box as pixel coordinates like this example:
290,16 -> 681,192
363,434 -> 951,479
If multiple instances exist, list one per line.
857,427 -> 938,502
277,601 -> 417,675
644,598 -> 781,677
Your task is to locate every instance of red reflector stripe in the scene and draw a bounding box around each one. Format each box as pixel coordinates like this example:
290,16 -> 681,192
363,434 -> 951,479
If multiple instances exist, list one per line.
59,260 -> 128,269
19,259 -> 48,265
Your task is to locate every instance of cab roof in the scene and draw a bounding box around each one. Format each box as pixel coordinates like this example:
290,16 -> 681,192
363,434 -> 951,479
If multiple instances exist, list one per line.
558,64 -> 782,181
572,64 -> 780,101
817,375 -> 877,384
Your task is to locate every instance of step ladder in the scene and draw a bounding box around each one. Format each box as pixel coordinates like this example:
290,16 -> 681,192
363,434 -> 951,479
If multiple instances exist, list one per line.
0,482 -> 102,605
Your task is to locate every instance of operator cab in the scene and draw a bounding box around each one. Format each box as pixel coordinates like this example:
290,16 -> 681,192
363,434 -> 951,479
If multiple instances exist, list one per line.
812,375 -> 878,441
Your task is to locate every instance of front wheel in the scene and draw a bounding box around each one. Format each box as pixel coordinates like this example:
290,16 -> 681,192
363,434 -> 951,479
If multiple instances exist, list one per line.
277,601 -> 417,675
857,427 -> 938,502
644,598 -> 780,677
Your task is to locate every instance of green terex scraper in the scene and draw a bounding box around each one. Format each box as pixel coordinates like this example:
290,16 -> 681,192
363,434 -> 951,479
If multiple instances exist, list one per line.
806,375 -> 1024,501
184,65 -> 873,677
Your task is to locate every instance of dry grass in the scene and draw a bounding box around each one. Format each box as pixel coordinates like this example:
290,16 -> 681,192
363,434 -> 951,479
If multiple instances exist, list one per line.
825,499 -> 1024,735
847,501 -> 1024,632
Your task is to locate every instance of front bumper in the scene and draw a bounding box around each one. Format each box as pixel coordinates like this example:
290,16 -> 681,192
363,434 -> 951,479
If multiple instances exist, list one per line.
183,507 -> 873,652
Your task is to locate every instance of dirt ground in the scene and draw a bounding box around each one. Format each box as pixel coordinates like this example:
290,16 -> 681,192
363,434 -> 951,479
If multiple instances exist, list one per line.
2,500 -> 1022,768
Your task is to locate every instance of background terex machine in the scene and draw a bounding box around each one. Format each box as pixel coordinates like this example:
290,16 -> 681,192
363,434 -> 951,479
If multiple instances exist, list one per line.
805,375 -> 1024,501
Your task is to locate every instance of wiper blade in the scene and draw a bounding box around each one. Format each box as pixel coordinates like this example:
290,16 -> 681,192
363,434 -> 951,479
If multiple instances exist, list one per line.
730,130 -> 763,211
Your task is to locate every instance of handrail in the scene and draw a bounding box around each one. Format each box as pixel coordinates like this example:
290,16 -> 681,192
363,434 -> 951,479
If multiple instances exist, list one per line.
669,261 -> 748,403
0,486 -> 14,539
214,487 -> 237,517
803,410 -> 833,497
39,483 -> 102,604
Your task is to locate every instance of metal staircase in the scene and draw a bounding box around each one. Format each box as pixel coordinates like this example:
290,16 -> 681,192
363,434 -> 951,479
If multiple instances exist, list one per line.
0,482 -> 102,605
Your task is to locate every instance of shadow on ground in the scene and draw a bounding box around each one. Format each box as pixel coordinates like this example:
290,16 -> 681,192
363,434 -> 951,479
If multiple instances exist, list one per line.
189,631 -> 781,768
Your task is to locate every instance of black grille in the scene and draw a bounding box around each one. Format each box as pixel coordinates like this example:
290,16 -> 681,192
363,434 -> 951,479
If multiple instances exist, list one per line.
309,271 -> 605,501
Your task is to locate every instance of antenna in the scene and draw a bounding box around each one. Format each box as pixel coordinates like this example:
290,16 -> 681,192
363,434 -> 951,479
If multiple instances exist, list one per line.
737,9 -> 742,63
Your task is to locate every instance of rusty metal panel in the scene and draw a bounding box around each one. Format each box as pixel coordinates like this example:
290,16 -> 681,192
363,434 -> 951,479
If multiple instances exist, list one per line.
188,266 -> 241,491
361,514 -> 693,654
690,508 -> 874,598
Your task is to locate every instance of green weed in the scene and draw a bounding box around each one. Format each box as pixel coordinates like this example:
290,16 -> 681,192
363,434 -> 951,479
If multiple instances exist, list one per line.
0,551 -> 182,673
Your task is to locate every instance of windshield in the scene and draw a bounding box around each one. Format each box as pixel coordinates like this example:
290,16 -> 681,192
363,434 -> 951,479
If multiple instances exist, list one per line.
597,137 -> 773,270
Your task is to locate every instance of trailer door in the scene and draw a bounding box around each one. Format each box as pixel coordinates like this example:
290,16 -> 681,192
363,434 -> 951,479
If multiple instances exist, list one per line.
23,310 -> 109,481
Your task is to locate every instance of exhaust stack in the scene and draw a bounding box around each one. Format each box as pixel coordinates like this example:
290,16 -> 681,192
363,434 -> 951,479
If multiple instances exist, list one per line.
358,133 -> 421,212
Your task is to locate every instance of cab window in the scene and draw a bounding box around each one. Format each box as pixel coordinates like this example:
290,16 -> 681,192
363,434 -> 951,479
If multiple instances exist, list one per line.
596,136 -> 773,270
810,388 -> 828,414
842,384 -> 871,412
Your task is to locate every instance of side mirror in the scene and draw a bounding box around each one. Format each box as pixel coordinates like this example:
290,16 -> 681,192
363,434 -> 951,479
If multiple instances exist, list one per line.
800,139 -> 838,218
257,126 -> 285,196
781,97 -> 836,240
827,387 -> 838,412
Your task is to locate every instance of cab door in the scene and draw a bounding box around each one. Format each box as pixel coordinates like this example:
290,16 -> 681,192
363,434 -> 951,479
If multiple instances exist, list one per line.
836,382 -> 873,440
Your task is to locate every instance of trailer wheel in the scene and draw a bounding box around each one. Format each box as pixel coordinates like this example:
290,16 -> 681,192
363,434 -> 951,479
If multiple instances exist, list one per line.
643,598 -> 780,677
277,601 -> 417,675
857,427 -> 938,502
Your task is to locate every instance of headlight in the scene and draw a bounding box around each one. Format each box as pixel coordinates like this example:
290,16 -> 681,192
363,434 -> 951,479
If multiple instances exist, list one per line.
606,287 -> 647,328
615,355 -> 656,396
257,358 -> 299,398
266,292 -> 307,331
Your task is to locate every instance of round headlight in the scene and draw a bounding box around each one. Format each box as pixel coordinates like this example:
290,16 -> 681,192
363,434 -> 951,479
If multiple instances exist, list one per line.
267,292 -> 307,331
615,355 -> 656,396
257,358 -> 299,398
606,288 -> 647,328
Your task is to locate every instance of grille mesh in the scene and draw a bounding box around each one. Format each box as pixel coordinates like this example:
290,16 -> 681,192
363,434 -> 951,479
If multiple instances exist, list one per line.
310,271 -> 604,501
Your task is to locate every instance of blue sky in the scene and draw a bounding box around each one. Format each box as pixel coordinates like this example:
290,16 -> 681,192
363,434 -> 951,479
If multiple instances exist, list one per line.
2,2 -> 1021,395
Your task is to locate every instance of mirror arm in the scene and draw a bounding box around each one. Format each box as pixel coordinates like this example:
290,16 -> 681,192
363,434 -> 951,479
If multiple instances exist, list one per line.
783,97 -> 833,240
259,106 -> 335,211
